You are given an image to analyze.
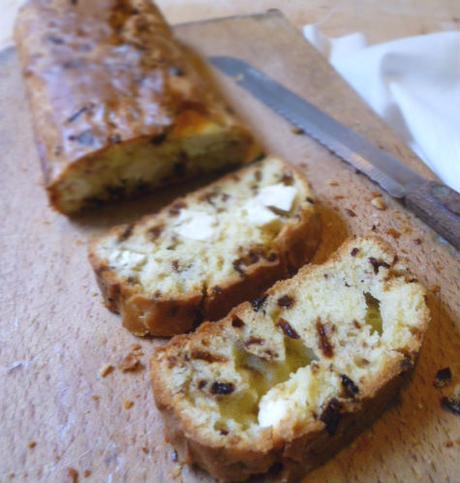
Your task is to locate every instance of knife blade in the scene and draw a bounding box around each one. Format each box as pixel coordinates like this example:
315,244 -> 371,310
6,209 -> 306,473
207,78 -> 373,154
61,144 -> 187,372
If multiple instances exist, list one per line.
210,55 -> 460,251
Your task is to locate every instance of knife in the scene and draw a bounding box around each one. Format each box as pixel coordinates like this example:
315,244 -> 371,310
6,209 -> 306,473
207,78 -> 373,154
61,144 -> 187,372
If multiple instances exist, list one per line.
210,56 -> 460,251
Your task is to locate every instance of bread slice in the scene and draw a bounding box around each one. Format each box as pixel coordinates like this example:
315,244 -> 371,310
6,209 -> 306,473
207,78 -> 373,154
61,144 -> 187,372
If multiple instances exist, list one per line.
15,0 -> 259,214
151,237 -> 430,482
89,157 -> 320,337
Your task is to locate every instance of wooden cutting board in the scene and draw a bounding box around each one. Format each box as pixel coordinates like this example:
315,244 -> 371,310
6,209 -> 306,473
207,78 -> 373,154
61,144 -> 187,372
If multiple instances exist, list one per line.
1,10 -> 460,483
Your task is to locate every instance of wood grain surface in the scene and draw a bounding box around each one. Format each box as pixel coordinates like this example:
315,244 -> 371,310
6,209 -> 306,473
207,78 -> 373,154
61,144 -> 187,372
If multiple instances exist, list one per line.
1,11 -> 460,483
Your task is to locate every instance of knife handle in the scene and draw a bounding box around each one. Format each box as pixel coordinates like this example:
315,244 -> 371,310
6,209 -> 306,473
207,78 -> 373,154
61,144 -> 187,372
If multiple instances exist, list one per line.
405,181 -> 460,250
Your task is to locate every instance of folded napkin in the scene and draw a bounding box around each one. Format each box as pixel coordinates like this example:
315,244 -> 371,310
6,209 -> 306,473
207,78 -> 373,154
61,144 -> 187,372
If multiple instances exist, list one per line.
304,26 -> 460,192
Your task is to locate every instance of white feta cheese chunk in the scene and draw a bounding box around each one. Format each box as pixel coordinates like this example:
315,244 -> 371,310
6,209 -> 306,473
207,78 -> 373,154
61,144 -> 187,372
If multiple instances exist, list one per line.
108,250 -> 147,269
256,183 -> 297,212
174,210 -> 215,241
244,202 -> 279,226
258,396 -> 292,428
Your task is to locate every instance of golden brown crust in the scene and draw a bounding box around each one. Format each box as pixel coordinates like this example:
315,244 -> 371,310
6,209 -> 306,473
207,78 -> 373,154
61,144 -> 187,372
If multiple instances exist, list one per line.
150,236 -> 430,481
15,0 -> 259,214
153,363 -> 408,482
88,158 -> 321,337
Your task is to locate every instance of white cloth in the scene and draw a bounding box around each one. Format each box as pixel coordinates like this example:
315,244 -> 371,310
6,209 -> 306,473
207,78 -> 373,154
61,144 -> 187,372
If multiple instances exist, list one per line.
303,26 -> 460,192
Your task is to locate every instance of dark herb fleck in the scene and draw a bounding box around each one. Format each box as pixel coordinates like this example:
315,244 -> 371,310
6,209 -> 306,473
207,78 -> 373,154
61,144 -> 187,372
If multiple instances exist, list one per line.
151,132 -> 167,145
231,316 -> 245,328
345,208 -> 356,217
281,172 -> 294,185
341,374 -> 359,398
316,318 -> 333,358
212,286 -> 223,295
400,357 -> 414,371
350,248 -> 359,257
48,35 -> 65,45
368,257 -> 390,274
148,225 -> 163,240
118,224 -> 134,242
320,398 -> 342,435
278,318 -> 300,339
66,105 -> 92,123
170,66 -> 185,76
109,134 -> 122,144
169,201 -> 186,216
306,197 -> 315,204
62,59 -> 84,69
434,367 -> 452,389
265,252 -> 278,262
233,259 -> 245,277
252,295 -> 268,312
210,382 -> 235,395
277,295 -> 294,308
173,161 -> 186,176
68,129 -> 94,146
190,350 -> 227,363
198,380 -> 207,390
441,396 -> 460,416
245,336 -> 264,346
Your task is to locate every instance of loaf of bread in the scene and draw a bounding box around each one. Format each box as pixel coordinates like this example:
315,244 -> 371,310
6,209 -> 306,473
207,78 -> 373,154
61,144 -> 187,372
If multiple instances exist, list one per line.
151,237 -> 430,482
15,0 -> 259,214
89,157 -> 320,336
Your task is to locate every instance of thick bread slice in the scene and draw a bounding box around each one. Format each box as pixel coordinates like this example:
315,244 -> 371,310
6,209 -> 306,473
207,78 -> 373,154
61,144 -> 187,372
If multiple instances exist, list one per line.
15,0 -> 259,215
151,237 -> 430,482
89,157 -> 320,336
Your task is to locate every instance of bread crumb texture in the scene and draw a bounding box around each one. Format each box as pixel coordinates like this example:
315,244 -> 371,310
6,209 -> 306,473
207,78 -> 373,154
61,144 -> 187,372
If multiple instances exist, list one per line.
90,157 -> 319,335
152,236 -> 430,481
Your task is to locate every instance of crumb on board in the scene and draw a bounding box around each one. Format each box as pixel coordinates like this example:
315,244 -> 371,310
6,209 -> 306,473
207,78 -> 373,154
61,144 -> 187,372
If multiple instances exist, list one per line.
119,352 -> 144,372
99,364 -> 114,378
91,395 -> 100,402
66,467 -> 79,483
371,196 -> 386,210
291,126 -> 305,135
124,400 -> 134,410
28,441 -> 37,449
445,440 -> 454,447
329,180 -> 339,187
387,228 -> 401,239
83,470 -> 92,478
414,238 -> 423,245
142,447 -> 149,454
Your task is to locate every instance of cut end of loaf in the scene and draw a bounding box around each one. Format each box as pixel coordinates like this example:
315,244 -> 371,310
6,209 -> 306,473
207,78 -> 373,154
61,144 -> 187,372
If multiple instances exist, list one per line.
89,156 -> 320,336
151,236 -> 430,481
50,122 -> 256,214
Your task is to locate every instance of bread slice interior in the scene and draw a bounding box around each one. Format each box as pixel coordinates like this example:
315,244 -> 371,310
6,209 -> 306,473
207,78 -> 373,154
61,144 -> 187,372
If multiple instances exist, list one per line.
152,237 -> 429,480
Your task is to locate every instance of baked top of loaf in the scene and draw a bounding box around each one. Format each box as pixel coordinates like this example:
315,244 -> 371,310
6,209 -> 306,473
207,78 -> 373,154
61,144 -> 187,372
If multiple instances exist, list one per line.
151,237 -> 429,479
15,0 -> 258,213
89,157 -> 320,336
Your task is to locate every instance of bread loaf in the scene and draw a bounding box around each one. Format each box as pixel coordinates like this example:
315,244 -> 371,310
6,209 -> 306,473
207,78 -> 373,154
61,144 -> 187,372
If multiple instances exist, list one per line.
151,237 -> 430,481
89,157 -> 320,336
15,0 -> 259,214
